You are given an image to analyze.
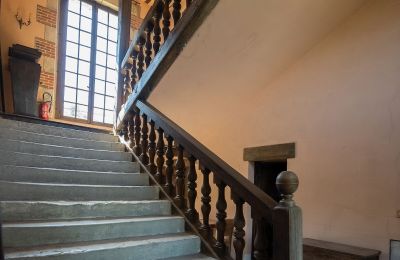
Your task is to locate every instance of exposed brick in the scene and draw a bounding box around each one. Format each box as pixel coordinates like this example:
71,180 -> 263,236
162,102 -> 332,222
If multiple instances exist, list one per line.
39,71 -> 55,89
35,37 -> 56,59
131,15 -> 143,30
36,5 -> 57,28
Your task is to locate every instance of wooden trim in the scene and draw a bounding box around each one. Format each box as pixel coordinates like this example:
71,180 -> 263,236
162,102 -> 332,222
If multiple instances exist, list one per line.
116,0 -> 220,131
243,143 -> 295,162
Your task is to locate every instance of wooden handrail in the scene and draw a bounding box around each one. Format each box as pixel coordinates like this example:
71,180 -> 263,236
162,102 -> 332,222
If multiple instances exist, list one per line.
136,100 -> 278,220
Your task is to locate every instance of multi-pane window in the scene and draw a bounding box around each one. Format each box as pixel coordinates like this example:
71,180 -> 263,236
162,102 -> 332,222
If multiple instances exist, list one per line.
61,0 -> 118,124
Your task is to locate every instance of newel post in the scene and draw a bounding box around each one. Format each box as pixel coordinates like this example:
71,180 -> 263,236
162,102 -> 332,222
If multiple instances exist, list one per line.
273,171 -> 302,260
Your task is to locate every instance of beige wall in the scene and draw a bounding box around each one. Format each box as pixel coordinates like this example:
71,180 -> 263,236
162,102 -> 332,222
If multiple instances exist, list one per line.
149,0 -> 400,258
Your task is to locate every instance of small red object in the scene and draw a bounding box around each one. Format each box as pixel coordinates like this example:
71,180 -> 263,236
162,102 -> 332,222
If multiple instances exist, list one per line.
39,92 -> 52,120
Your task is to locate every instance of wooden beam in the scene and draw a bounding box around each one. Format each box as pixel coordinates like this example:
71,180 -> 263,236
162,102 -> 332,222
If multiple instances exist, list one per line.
243,143 -> 295,162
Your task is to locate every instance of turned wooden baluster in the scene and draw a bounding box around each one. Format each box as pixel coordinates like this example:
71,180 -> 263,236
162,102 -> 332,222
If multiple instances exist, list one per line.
153,1 -> 163,55
122,120 -> 129,142
148,120 -> 157,175
162,0 -> 171,40
165,135 -> 174,195
200,167 -> 211,237
137,36 -> 145,79
123,63 -> 132,101
131,50 -> 138,92
214,176 -> 227,256
232,192 -> 246,260
253,216 -> 271,260
186,155 -> 199,223
128,116 -> 135,148
155,128 -> 165,184
172,0 -> 181,25
140,114 -> 149,165
174,145 -> 186,209
133,109 -> 142,156
145,21 -> 154,68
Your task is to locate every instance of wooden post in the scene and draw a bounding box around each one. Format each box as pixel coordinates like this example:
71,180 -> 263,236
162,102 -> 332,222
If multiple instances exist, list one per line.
273,171 -> 302,260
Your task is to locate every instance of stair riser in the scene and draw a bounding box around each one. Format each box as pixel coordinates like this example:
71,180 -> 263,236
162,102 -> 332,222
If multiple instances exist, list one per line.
3,217 -> 184,248
0,139 -> 131,161
0,165 -> 148,186
0,151 -> 138,172
5,236 -> 201,260
0,119 -> 117,142
0,182 -> 159,201
0,130 -> 124,151
0,201 -> 171,222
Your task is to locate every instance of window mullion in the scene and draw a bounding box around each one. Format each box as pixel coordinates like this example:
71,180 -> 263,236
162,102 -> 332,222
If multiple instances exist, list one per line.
87,3 -> 98,123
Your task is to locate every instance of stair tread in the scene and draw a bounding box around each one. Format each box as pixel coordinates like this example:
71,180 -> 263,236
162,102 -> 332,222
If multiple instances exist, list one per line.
0,165 -> 141,175
164,254 -> 216,260
0,180 -> 149,188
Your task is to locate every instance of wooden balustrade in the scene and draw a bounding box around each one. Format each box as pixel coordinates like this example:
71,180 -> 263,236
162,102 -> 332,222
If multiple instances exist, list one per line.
118,100 -> 303,260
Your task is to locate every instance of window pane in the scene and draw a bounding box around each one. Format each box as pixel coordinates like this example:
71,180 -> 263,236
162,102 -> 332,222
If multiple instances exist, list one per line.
77,75 -> 90,90
78,60 -> 90,75
93,108 -> 104,122
107,54 -> 116,69
79,45 -> 91,61
81,2 -> 92,18
96,51 -> 106,66
106,82 -> 115,96
80,31 -> 91,46
95,79 -> 105,94
106,68 -> 116,82
109,14 -> 118,28
65,57 -> 78,73
76,105 -> 88,119
64,87 -> 76,103
107,41 -> 116,56
98,9 -> 108,24
66,41 -> 78,58
63,102 -> 76,117
67,27 -> 79,43
80,16 -> 92,32
105,96 -> 114,110
94,94 -> 104,108
97,37 -> 107,52
65,72 -> 77,87
77,90 -> 89,105
67,12 -> 80,28
104,110 -> 113,124
68,0 -> 80,13
97,23 -> 108,38
108,27 -> 117,42
95,65 -> 106,80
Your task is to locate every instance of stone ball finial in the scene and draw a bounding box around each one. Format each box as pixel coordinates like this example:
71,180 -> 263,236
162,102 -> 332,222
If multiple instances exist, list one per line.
276,171 -> 299,196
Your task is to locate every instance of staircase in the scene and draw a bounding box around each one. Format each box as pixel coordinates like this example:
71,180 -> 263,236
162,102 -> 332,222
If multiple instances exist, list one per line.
0,118 -> 213,260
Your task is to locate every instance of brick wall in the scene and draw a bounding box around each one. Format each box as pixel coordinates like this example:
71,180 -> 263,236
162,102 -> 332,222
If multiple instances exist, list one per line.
39,71 -> 55,89
36,5 -> 57,28
34,37 -> 55,59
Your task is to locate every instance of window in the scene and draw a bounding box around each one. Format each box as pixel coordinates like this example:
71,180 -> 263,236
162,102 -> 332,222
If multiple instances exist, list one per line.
59,0 -> 118,124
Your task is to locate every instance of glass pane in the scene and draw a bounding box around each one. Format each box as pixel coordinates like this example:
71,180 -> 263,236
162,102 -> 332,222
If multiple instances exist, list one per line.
95,79 -> 105,94
107,41 -> 117,56
68,0 -> 80,13
96,51 -> 106,66
64,87 -> 76,103
77,90 -> 89,105
67,12 -> 80,28
65,72 -> 77,87
109,14 -> 118,28
66,41 -> 78,58
77,75 -> 90,90
76,105 -> 88,119
65,57 -> 78,73
67,27 -> 79,43
104,110 -> 113,124
97,37 -> 107,52
93,108 -> 104,122
80,16 -> 92,32
97,23 -> 108,38
106,68 -> 116,82
105,96 -> 114,110
108,27 -> 117,42
81,2 -> 93,18
98,9 -> 108,24
107,54 -> 116,69
95,65 -> 106,80
106,82 -> 116,96
78,60 -> 90,75
94,94 -> 105,108
80,31 -> 91,46
79,45 -> 91,61
63,102 -> 76,117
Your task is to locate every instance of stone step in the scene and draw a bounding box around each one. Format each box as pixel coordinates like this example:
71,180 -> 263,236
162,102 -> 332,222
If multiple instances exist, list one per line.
0,151 -> 138,172
0,118 -> 117,142
0,138 -> 131,161
0,181 -> 159,201
4,234 -> 201,260
0,129 -> 124,151
0,200 -> 171,222
0,165 -> 148,186
3,216 -> 185,248
165,254 -> 216,260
